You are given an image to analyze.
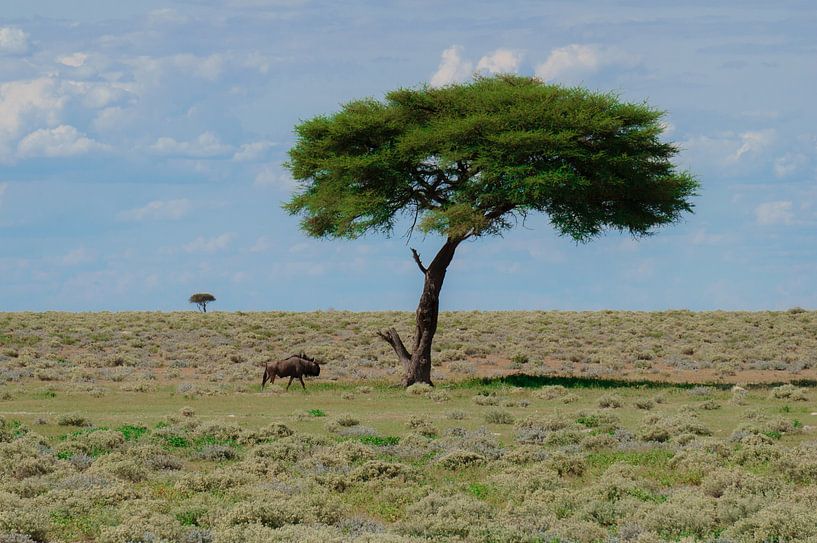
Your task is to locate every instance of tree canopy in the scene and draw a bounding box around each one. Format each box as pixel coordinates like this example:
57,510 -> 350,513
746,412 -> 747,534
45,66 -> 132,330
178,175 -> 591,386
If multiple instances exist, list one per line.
189,293 -> 216,313
285,75 -> 698,244
284,75 -> 698,385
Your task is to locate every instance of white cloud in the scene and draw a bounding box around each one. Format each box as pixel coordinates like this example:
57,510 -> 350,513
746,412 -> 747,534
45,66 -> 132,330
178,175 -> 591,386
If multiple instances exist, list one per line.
475,49 -> 521,74
118,199 -> 192,222
150,132 -> 233,158
756,201 -> 794,226
57,52 -> 88,68
184,233 -> 233,253
728,130 -> 775,163
92,107 -> 137,133
0,27 -> 28,54
431,46 -> 523,87
430,46 -> 473,87
233,140 -> 274,161
774,153 -> 808,178
680,129 -> 776,173
535,44 -> 599,81
0,78 -> 66,161
129,54 -> 226,85
534,44 -> 638,83
254,164 -> 296,189
17,124 -> 109,158
0,182 -> 7,208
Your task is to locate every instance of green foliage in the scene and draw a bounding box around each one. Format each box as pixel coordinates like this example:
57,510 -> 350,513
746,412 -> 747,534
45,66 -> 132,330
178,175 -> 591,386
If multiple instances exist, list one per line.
307,408 -> 327,417
117,424 -> 148,441
359,435 -> 400,446
285,75 -> 697,243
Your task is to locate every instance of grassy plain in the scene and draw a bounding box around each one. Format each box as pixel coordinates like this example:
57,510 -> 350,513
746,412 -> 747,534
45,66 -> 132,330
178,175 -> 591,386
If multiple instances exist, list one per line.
1,311 -> 817,542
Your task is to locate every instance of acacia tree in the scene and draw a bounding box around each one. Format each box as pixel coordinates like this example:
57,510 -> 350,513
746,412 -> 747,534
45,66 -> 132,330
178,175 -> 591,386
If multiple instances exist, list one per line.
189,293 -> 216,313
284,75 -> 698,386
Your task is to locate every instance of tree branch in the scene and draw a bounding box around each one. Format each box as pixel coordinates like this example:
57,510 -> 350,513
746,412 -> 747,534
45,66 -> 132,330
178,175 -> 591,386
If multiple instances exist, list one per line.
410,248 -> 427,274
376,327 -> 411,365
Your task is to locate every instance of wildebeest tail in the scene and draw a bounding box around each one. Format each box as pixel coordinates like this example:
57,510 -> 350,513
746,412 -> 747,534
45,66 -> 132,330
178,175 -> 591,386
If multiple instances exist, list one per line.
261,367 -> 269,390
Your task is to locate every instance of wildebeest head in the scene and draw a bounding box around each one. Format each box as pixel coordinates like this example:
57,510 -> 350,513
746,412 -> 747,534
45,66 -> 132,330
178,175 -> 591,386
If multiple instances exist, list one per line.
298,353 -> 321,376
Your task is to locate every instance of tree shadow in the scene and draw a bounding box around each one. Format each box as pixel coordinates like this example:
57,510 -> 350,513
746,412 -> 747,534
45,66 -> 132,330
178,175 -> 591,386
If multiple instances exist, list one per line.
454,373 -> 817,390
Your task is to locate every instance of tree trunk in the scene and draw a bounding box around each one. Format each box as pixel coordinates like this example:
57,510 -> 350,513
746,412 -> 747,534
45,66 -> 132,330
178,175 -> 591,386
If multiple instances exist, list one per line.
378,237 -> 463,386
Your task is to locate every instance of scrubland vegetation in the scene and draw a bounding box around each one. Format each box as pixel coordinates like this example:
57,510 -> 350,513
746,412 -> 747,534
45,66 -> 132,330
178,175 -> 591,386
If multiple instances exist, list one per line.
1,311 -> 817,542
1,310 -> 816,388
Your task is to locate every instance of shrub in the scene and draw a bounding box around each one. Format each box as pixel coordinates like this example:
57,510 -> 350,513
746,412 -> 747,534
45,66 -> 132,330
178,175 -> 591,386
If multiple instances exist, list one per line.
0,508 -> 49,542
641,489 -> 718,538
98,512 -> 184,543
255,423 -> 294,441
405,383 -> 432,396
472,394 -> 499,406
597,394 -> 623,408
406,416 -> 437,437
534,386 -> 567,400
400,492 -> 493,539
770,384 -> 808,401
336,414 -> 360,427
722,502 -> 817,542
484,409 -> 514,425
197,444 -> 238,461
546,451 -> 586,477
350,461 -> 414,482
437,450 -> 486,469
57,413 -> 91,427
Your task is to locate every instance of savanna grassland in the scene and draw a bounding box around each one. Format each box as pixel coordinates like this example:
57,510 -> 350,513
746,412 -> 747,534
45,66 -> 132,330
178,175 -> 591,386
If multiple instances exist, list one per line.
1,311 -> 817,542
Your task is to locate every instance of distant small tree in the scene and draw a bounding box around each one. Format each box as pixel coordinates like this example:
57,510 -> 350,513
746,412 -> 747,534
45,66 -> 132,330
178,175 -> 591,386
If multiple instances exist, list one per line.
189,293 -> 216,313
284,75 -> 698,386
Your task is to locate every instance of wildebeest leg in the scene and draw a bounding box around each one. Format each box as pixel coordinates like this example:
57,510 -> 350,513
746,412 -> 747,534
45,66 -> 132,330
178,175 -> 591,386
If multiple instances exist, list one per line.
286,376 -> 294,390
269,374 -> 276,385
299,376 -> 306,390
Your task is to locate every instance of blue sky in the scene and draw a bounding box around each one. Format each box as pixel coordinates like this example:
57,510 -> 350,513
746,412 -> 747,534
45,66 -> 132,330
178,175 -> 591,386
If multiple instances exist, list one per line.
1,0 -> 815,311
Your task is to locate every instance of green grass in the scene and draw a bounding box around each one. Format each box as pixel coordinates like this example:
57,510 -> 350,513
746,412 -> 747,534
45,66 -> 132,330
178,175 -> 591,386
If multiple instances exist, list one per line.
117,424 -> 148,441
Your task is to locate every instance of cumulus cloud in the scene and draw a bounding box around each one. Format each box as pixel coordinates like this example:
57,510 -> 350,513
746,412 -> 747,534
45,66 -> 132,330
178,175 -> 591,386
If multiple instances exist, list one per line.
150,132 -> 232,158
535,44 -> 599,81
118,199 -> 192,222
233,140 -> 275,161
727,129 -> 775,163
431,46 -> 523,87
475,49 -> 521,74
184,233 -> 233,253
534,44 -> 638,83
0,27 -> 28,54
756,201 -> 794,226
57,52 -> 88,67
430,46 -> 473,87
17,125 -> 109,158
0,78 -> 66,161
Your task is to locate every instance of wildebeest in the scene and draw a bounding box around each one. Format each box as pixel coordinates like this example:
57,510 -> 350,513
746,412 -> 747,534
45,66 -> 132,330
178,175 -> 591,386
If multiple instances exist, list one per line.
261,353 -> 321,391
